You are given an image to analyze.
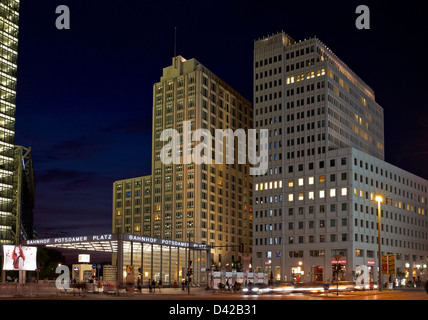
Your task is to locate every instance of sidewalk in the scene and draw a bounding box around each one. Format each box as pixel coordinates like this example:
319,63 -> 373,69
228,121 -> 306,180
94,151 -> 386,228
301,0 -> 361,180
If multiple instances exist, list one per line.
99,286 -> 212,296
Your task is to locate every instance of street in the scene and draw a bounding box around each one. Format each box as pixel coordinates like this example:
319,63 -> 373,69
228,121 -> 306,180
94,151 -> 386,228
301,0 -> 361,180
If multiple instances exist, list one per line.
6,286 -> 425,300
3,286 -> 425,319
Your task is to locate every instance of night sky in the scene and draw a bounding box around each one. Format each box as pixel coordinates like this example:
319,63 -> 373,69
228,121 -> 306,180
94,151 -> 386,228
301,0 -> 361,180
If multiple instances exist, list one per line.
14,0 -> 428,239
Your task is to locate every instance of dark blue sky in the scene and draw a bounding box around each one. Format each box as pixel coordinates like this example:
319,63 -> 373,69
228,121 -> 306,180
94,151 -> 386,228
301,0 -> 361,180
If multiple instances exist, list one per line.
14,0 -> 428,238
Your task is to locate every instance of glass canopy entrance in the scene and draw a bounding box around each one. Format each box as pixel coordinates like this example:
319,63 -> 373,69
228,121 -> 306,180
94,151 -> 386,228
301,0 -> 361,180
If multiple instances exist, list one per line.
22,233 -> 211,286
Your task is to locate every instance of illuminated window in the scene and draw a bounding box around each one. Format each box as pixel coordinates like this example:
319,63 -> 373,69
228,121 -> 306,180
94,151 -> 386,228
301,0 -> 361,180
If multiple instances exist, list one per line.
255,184 -> 259,191
269,182 -> 273,189
308,177 -> 314,185
288,180 -> 294,187
298,193 -> 304,201
319,176 -> 325,183
330,189 -> 336,197
308,191 -> 315,200
279,181 -> 283,188
319,190 -> 325,198
341,187 -> 347,196
288,194 -> 294,202
298,178 -> 304,186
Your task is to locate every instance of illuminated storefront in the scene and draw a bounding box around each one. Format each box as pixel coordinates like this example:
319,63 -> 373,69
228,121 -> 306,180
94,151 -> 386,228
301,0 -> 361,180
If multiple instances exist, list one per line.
22,233 -> 211,286
311,266 -> 323,282
291,262 -> 304,282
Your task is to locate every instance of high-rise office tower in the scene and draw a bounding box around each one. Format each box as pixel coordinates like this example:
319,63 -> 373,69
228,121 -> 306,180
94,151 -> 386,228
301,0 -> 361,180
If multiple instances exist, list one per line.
151,56 -> 253,269
0,0 -> 20,244
253,33 -> 427,285
113,56 -> 254,270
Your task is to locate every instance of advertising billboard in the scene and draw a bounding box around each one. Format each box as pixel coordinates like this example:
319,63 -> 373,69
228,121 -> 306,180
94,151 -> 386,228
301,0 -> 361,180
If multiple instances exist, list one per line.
3,245 -> 37,271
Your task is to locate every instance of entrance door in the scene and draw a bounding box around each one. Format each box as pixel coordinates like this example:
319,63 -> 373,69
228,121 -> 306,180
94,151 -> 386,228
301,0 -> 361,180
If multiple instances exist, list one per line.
311,266 -> 323,282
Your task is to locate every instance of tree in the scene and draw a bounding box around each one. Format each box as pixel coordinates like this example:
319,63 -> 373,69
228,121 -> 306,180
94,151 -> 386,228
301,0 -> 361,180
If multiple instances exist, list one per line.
36,248 -> 66,279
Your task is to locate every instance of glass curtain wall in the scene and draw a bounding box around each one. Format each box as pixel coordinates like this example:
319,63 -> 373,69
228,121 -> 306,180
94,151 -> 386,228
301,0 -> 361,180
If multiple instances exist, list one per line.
0,0 -> 20,244
121,240 -> 208,286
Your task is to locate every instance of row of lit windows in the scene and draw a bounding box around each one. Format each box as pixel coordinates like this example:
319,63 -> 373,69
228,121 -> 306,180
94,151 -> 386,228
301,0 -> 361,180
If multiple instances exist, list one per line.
287,188 -> 348,202
286,69 -> 325,84
254,180 -> 283,191
354,188 -> 425,215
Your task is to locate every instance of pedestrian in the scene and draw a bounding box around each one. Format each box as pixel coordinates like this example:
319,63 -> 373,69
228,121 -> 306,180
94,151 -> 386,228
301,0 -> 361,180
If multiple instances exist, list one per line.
152,279 -> 156,292
158,279 -> 162,292
137,277 -> 142,293
233,281 -> 238,293
173,280 -> 177,289
226,278 -> 230,291
148,279 -> 152,292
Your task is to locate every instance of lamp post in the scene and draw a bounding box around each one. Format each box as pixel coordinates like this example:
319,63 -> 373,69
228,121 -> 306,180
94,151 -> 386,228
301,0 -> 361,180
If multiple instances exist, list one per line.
376,195 -> 383,291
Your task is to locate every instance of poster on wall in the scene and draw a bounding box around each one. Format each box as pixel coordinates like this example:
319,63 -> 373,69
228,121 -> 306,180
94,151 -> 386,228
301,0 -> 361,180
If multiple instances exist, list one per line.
2,245 -> 38,271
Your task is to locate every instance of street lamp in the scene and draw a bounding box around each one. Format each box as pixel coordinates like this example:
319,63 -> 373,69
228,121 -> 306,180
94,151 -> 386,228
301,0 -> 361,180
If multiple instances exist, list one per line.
376,195 -> 383,291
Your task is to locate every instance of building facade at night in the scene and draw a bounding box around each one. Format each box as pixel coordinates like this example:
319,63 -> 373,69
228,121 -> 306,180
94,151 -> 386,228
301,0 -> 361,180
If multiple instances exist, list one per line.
23,233 -> 211,287
112,175 -> 152,235
12,145 -> 35,242
253,32 -> 428,285
113,56 -> 254,272
0,0 -> 21,244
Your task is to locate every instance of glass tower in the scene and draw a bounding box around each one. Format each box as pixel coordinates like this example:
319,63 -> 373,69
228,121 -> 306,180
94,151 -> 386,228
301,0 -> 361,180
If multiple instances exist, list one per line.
0,0 -> 20,244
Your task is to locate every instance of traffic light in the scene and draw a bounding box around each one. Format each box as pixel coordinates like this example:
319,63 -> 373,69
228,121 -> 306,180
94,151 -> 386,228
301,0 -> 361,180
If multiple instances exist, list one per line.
187,267 -> 193,277
332,264 -> 343,273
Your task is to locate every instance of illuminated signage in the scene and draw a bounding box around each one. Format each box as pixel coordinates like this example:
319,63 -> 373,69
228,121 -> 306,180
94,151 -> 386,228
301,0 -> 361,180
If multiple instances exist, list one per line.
78,254 -> 90,263
126,235 -> 209,250
25,234 -> 115,245
330,259 -> 347,264
23,233 -> 209,251
3,245 -> 37,271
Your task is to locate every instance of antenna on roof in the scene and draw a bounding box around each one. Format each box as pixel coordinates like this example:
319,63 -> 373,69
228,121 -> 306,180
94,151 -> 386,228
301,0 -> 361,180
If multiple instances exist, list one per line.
174,27 -> 177,67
